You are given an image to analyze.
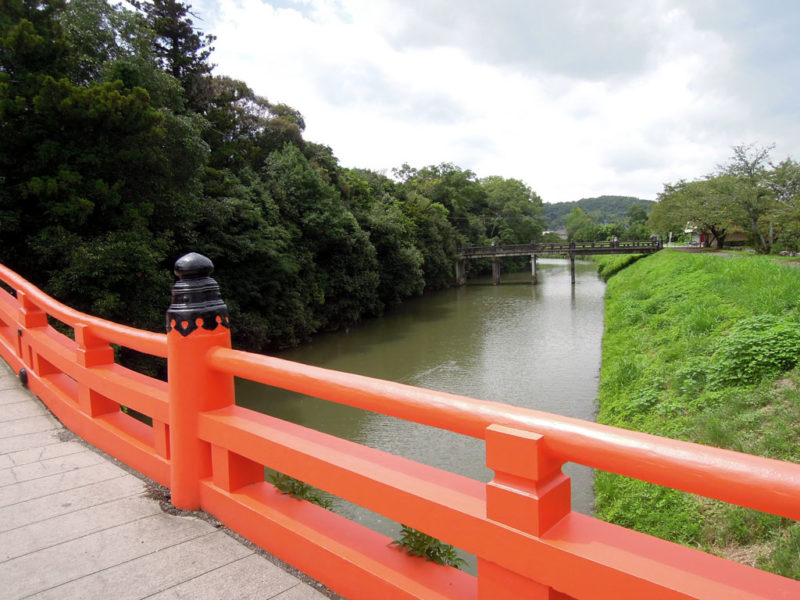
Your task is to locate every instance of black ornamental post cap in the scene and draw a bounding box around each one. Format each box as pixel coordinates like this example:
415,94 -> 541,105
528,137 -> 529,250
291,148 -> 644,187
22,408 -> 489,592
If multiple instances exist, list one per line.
166,253 -> 230,336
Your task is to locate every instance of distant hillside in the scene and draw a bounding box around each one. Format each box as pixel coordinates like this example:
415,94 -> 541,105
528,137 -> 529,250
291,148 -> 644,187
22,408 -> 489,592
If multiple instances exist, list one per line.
543,195 -> 655,230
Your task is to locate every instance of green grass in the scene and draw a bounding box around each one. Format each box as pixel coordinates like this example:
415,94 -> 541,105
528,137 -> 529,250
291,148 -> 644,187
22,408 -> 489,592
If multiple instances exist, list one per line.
594,249 -> 800,579
592,254 -> 648,281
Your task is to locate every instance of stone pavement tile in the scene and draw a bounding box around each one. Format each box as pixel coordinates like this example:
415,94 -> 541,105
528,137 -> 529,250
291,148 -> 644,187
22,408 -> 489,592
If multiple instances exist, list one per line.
1,397 -> 50,419
0,429 -> 62,454
30,530 -> 255,600
0,413 -> 61,438
0,461 -> 128,508
0,439 -> 85,470
0,385 -> 42,404
0,447 -> 106,486
1,473 -> 143,532
0,511 -> 214,600
272,582 -> 332,600
0,376 -> 25,395
147,553 -> 309,600
0,378 -> 19,393
0,494 -> 162,561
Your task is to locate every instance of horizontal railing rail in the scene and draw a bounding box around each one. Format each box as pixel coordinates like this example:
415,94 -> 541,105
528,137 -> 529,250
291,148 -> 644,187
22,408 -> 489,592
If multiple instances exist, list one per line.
206,346 -> 800,521
0,254 -> 797,600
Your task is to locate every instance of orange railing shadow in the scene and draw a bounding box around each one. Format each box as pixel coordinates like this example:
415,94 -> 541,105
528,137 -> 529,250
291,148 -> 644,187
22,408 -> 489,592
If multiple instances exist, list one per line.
1,254 -> 798,600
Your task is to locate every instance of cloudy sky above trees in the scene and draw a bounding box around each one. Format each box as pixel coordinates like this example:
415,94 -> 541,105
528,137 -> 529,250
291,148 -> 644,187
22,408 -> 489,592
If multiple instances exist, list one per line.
190,0 -> 800,203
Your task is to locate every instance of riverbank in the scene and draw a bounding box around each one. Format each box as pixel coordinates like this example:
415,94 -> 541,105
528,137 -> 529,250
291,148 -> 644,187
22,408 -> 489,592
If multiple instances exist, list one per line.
594,249 -> 800,579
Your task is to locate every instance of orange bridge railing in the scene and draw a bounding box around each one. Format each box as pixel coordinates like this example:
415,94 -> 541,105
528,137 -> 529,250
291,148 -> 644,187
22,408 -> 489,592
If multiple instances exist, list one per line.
1,253 -> 799,600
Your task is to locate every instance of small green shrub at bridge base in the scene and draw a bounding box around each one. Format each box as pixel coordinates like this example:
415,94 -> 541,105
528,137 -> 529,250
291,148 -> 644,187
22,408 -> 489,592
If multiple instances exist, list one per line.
268,472 -> 333,510
390,525 -> 467,569
268,473 -> 468,568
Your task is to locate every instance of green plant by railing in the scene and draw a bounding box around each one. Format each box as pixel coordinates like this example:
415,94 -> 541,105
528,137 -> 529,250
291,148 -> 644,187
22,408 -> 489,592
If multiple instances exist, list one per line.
390,524 -> 466,569
269,472 -> 333,510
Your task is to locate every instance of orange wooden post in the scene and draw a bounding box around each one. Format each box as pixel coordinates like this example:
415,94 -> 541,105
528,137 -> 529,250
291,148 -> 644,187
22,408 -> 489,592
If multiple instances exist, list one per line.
17,290 -> 55,383
479,424 -> 573,600
75,324 -> 117,416
167,253 -> 235,510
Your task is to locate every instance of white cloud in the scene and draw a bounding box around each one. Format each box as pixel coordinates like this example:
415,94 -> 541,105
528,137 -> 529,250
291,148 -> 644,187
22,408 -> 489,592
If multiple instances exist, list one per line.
193,0 -> 800,202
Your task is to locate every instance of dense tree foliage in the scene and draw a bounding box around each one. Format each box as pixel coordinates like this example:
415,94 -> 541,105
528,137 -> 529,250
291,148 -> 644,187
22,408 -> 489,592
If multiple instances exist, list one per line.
649,144 -> 800,252
0,0 -> 550,353
563,203 -> 652,242
542,195 -> 654,231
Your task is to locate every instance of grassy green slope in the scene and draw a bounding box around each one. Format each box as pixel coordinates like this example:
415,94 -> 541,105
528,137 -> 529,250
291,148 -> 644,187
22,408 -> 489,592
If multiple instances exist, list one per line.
595,249 -> 800,578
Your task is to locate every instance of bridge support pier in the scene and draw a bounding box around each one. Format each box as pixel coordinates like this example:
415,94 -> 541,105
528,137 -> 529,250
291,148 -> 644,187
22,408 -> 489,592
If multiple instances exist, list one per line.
492,257 -> 501,285
455,259 -> 466,286
569,253 -> 575,285
531,254 -> 537,284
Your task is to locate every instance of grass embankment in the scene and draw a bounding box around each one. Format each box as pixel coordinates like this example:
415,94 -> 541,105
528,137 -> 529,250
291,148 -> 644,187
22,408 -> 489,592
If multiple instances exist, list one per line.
594,250 -> 800,578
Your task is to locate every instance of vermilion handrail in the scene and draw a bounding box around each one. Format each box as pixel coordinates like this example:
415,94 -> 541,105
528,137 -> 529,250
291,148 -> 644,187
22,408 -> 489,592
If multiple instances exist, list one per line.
207,346 -> 800,521
0,264 -> 166,357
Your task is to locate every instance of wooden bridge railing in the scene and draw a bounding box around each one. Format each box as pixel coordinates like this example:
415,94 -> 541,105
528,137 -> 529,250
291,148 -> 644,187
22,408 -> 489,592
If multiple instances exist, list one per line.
458,239 -> 663,259
1,253 -> 799,599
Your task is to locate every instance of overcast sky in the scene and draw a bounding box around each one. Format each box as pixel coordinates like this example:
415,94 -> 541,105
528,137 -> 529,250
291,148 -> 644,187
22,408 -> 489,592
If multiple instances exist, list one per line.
189,0 -> 800,204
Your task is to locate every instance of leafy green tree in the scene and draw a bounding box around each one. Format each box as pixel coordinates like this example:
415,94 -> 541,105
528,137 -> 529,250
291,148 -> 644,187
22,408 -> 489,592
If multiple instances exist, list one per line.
542,196 -> 653,231
396,163 -> 487,243
60,0 -> 153,84
623,204 -> 650,240
201,76 -> 307,173
719,144 -> 776,253
262,144 -> 380,335
766,158 -> 800,252
0,0 -> 209,331
566,206 -> 596,240
626,204 -> 648,225
649,178 -> 737,249
480,176 -> 544,244
139,0 -> 214,110
400,192 -> 459,291
190,167 -> 305,350
340,168 -> 424,309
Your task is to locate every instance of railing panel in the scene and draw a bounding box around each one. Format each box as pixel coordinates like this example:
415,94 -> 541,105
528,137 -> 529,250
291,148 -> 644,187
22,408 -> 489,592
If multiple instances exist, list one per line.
197,405 -> 800,599
206,347 -> 800,521
0,266 -> 170,485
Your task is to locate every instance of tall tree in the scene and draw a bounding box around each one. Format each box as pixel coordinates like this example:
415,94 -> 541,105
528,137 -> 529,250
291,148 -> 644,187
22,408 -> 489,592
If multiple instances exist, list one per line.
140,0 -> 214,110
480,176 -> 544,244
719,143 -> 776,253
396,163 -> 487,243
649,178 -> 738,249
766,158 -> 800,252
566,206 -> 596,241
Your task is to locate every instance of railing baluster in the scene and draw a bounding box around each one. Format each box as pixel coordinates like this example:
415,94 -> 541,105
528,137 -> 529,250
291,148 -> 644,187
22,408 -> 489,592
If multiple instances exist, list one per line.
480,424 -> 573,599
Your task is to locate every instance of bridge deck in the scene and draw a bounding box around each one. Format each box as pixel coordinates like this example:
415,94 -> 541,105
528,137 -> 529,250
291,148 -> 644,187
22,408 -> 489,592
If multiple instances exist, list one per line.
0,361 -> 332,600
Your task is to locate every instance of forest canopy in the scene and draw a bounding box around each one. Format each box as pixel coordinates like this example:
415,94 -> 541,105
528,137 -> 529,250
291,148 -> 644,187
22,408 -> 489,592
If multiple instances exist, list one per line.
0,0 -> 550,352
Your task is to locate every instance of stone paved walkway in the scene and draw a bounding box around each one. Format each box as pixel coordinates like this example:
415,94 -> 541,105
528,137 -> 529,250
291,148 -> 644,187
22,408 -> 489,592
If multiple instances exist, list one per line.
0,360 -> 333,600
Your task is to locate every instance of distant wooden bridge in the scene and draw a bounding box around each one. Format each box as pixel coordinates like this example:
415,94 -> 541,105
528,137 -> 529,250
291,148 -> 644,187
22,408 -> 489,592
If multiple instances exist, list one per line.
456,239 -> 663,284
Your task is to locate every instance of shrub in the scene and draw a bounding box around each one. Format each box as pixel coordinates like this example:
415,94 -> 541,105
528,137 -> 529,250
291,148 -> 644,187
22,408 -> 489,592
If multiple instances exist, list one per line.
709,315 -> 800,386
390,525 -> 466,568
269,472 -> 333,510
